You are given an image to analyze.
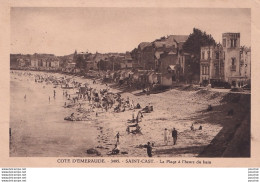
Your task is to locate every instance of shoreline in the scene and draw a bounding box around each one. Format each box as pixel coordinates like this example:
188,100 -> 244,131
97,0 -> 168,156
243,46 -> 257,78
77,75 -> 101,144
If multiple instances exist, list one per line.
10,70 -> 250,157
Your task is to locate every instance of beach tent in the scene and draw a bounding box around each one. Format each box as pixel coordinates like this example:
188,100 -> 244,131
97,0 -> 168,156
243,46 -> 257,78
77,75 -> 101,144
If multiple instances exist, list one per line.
160,73 -> 172,86
148,72 -> 158,84
132,70 -> 141,81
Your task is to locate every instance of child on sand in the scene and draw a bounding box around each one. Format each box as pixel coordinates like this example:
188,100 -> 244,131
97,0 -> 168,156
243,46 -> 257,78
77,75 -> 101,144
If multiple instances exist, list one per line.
111,144 -> 120,155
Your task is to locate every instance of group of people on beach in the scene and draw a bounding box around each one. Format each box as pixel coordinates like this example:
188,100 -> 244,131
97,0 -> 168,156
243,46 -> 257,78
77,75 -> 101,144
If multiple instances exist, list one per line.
163,128 -> 178,146
13,70 -> 203,157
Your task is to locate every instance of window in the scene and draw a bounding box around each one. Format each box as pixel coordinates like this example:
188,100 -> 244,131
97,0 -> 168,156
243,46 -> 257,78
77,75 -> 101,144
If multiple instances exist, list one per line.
230,39 -> 237,48
232,57 -> 235,65
208,51 -> 210,59
216,52 -> 219,59
223,51 -> 225,60
223,39 -> 226,47
215,66 -> 218,75
202,51 -> 205,59
230,58 -> 236,71
202,66 -> 209,75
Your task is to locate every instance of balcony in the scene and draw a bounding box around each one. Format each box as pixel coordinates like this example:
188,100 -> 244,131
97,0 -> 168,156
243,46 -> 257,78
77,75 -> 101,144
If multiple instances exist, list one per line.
230,65 -> 236,71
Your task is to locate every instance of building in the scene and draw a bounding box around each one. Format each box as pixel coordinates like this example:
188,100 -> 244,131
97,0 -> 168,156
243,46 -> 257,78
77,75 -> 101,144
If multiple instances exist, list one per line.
157,51 -> 178,73
30,58 -> 39,68
49,57 -> 60,68
120,52 -> 133,69
139,42 -> 154,70
239,46 -> 251,85
131,35 -> 189,71
200,44 -> 224,84
17,58 -> 26,67
199,32 -> 251,87
222,33 -> 241,86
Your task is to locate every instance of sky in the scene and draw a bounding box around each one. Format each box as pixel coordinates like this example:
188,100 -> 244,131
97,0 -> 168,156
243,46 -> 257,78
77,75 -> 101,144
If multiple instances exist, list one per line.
11,8 -> 251,56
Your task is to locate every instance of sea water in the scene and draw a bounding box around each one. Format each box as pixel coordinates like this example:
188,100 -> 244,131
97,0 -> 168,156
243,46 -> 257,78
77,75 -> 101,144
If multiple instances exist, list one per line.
10,73 -> 96,157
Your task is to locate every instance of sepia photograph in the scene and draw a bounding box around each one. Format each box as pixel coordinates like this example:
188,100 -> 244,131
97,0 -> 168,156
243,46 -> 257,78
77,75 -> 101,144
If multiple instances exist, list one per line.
9,7 -> 251,158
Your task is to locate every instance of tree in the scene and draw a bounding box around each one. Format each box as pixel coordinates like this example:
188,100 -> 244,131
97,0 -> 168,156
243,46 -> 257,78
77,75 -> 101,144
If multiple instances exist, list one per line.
182,28 -> 216,82
183,28 -> 216,56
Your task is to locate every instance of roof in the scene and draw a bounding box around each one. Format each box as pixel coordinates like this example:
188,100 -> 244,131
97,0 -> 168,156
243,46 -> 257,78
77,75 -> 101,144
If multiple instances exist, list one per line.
154,38 -> 174,48
153,35 -> 189,49
168,35 -> 189,43
139,42 -> 152,50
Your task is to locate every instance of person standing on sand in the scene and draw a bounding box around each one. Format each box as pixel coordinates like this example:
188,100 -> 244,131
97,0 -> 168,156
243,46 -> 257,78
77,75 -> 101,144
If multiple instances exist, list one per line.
115,132 -> 120,144
190,124 -> 194,131
172,128 -> 177,145
146,142 -> 152,157
164,128 -> 169,145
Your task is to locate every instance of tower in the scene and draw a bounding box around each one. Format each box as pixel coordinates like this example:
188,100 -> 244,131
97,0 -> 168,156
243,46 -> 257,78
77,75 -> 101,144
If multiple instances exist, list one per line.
222,33 -> 240,85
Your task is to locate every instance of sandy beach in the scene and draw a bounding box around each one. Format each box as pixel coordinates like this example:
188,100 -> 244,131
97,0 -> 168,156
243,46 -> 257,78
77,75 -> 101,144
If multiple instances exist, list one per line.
10,70 -> 250,157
